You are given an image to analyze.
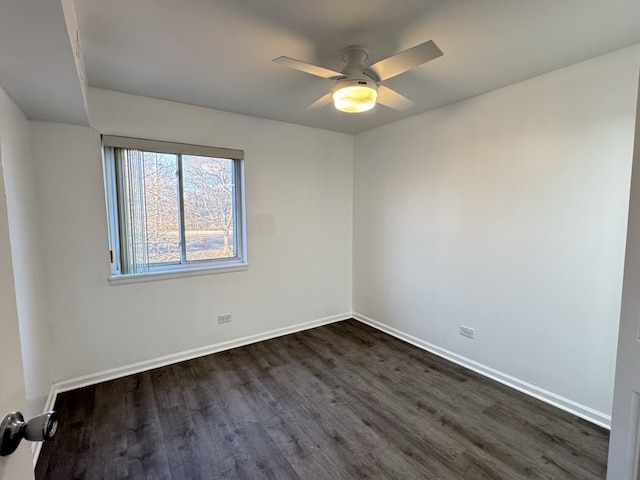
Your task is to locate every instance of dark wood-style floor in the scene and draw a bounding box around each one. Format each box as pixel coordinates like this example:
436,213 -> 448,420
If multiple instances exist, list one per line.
36,320 -> 609,479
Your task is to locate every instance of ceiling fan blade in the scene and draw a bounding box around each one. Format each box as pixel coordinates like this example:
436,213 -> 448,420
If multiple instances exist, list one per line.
376,85 -> 414,111
370,40 -> 443,81
273,56 -> 343,79
307,92 -> 333,110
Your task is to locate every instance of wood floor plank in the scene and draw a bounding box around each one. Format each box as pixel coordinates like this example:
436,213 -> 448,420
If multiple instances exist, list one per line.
35,320 -> 609,479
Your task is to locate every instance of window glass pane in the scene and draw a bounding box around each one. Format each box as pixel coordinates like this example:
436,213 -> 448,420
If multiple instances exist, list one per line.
182,155 -> 235,261
142,152 -> 180,264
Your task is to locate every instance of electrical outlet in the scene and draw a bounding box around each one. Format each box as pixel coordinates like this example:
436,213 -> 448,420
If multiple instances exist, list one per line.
218,314 -> 231,324
460,325 -> 474,339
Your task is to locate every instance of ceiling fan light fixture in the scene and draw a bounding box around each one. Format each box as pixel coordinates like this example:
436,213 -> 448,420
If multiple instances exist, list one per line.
332,80 -> 377,113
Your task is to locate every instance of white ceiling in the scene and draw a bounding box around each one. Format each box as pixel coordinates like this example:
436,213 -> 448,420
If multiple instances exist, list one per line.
0,0 -> 88,125
2,0 -> 640,134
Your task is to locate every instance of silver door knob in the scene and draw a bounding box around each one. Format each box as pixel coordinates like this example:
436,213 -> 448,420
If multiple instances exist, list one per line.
0,411 -> 58,456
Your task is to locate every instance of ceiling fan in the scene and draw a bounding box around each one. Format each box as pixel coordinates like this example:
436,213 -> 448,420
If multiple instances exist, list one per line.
273,40 -> 443,114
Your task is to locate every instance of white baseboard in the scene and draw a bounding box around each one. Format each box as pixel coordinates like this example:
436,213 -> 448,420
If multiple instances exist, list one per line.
31,442 -> 41,468
352,312 -> 612,430
51,312 -> 351,395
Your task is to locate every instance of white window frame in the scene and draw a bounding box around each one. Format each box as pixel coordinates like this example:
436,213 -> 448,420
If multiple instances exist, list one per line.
102,135 -> 248,285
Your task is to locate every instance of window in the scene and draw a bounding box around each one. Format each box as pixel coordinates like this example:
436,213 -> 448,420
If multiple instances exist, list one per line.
102,136 -> 246,282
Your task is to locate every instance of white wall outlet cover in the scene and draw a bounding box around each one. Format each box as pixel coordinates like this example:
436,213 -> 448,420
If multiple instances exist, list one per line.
460,326 -> 475,339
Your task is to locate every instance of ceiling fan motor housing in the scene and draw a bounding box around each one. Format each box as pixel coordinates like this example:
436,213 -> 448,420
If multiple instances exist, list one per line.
340,45 -> 378,82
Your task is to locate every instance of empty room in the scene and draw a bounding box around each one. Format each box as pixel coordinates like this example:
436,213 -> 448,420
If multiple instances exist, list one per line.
1,0 -> 640,478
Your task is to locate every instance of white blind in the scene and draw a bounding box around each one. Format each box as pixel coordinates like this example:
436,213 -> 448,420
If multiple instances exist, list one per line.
116,149 -> 149,275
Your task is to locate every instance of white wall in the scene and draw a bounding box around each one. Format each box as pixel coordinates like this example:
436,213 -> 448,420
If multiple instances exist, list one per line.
0,88 -> 53,420
353,45 -> 640,421
0,86 -> 36,478
31,89 -> 353,382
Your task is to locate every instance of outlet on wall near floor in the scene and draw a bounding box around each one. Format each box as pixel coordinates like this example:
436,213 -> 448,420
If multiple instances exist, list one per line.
460,325 -> 474,339
218,314 -> 232,324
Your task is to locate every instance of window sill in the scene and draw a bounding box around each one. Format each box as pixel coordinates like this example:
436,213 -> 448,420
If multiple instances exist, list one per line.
108,263 -> 249,286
